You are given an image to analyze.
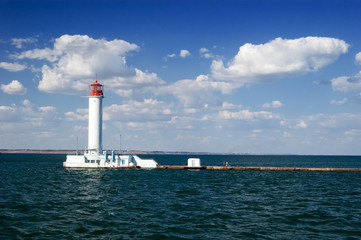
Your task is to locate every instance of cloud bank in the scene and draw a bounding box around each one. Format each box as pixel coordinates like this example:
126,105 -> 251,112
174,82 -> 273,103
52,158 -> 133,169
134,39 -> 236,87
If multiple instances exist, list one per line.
15,34 -> 163,96
211,37 -> 349,85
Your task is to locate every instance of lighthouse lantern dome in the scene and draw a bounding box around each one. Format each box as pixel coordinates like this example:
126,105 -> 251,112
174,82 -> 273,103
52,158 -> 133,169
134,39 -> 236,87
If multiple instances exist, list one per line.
89,80 -> 103,97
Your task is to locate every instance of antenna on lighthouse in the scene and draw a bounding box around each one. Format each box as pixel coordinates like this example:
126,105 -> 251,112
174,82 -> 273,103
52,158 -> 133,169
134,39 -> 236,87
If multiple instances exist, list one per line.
119,134 -> 122,154
76,136 -> 78,155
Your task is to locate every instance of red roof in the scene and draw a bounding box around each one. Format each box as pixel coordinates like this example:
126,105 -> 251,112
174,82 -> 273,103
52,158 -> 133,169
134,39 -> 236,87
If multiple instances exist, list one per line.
90,80 -> 102,86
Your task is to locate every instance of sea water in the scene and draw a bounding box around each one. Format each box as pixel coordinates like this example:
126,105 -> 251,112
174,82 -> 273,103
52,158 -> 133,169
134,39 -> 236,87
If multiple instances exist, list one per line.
1,154 -> 361,239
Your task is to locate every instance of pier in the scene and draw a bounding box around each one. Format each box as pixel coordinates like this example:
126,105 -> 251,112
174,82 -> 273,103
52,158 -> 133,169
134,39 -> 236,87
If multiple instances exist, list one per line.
156,165 -> 361,172
62,165 -> 361,171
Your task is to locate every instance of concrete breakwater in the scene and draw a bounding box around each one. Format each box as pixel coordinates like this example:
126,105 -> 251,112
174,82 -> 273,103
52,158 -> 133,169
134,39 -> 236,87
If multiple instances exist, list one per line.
63,165 -> 361,171
156,165 -> 361,172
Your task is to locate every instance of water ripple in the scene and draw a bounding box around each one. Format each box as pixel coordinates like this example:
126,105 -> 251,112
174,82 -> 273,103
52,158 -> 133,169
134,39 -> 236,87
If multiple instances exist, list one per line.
1,154 -> 361,239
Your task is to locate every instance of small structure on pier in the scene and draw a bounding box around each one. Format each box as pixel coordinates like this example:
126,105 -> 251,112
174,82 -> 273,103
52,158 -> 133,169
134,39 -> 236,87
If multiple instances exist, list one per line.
187,158 -> 201,167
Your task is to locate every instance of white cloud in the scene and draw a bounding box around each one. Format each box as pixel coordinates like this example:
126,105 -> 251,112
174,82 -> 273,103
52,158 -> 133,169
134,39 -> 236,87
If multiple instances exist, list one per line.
211,37 -> 349,84
39,106 -> 57,113
262,100 -> 284,108
330,98 -> 348,105
0,105 -> 19,122
1,80 -> 27,95
15,34 -> 163,96
21,100 -> 57,122
345,129 -> 361,136
183,108 -> 197,114
0,100 -> 57,124
199,47 -> 221,60
215,109 -> 280,121
356,52 -> 361,64
65,108 -> 88,121
295,120 -> 307,129
157,75 -> 233,107
280,119 -> 307,129
104,68 -> 164,97
331,71 -> 361,92
0,62 -> 26,72
163,53 -> 177,61
11,37 -> 37,49
180,49 -> 191,58
199,47 -> 209,54
199,47 -> 212,59
104,99 -> 173,122
307,113 -> 360,129
222,102 -> 240,110
15,47 -> 60,62
22,99 -> 33,108
0,100 -> 62,149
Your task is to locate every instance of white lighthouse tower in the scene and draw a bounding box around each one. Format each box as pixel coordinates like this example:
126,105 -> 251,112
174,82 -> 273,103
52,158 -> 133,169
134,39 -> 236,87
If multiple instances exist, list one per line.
63,80 -> 158,169
88,80 -> 103,155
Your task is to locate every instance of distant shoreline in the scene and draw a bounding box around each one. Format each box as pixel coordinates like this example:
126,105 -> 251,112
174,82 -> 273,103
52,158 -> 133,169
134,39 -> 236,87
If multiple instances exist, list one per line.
1,149 -> 360,156
0,149 -> 242,155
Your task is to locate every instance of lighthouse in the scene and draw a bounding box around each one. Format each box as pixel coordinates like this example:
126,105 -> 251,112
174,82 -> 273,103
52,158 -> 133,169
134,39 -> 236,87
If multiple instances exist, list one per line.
88,80 -> 103,155
63,80 -> 158,169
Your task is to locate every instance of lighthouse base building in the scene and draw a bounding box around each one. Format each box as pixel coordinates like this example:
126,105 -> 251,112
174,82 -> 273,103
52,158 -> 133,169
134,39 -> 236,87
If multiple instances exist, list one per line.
64,152 -> 158,169
63,80 -> 157,169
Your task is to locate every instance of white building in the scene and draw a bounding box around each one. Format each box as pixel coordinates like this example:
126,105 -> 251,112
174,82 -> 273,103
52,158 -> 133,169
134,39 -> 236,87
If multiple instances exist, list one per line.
187,158 -> 201,167
63,80 -> 158,169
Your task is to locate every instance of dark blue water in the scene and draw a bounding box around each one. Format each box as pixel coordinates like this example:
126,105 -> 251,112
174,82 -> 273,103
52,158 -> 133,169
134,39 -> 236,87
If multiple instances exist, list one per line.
1,154 -> 361,239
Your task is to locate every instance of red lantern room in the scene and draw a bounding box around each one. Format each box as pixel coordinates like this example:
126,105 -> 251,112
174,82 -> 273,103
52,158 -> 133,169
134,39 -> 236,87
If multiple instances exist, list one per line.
89,80 -> 103,97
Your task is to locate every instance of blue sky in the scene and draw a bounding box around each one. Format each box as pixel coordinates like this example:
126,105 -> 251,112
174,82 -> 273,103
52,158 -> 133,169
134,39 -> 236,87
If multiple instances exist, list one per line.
1,0 -> 361,154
